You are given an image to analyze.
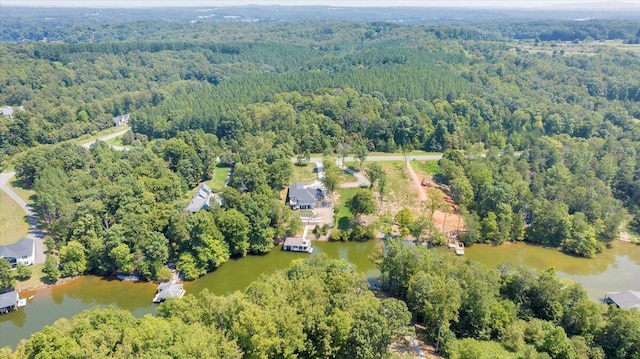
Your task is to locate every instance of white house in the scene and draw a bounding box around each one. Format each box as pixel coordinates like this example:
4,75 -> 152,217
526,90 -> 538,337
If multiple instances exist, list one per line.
0,238 -> 35,268
112,113 -> 130,126
288,182 -> 323,210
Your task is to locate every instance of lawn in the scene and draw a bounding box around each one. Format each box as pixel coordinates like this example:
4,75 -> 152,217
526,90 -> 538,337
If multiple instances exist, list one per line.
15,264 -> 55,290
415,160 -> 442,176
69,125 -> 131,146
0,189 -> 29,245
335,187 -> 360,229
292,162 -> 319,184
205,164 -> 231,191
105,136 -> 124,146
9,179 -> 36,204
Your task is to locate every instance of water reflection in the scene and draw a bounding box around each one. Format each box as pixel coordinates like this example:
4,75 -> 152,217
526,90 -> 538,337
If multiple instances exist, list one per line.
1,240 -> 638,350
465,241 -> 640,298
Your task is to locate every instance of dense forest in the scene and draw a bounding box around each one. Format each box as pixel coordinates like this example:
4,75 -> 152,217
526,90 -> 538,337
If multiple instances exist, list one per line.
2,19 -> 639,279
1,10 -> 640,357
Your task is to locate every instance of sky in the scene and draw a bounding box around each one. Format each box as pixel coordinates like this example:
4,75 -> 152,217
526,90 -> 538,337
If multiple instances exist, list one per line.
2,0 -> 639,9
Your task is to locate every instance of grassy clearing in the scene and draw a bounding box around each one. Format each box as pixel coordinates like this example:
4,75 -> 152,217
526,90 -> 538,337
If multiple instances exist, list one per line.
415,160 -> 441,176
105,136 -> 124,146
335,187 -> 360,229
15,264 -> 56,291
70,125 -> 131,146
205,164 -> 231,191
292,162 -> 319,183
0,189 -> 29,245
9,179 -> 36,204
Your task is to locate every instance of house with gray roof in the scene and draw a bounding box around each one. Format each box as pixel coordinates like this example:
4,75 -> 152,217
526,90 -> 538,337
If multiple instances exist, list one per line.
112,113 -> 130,126
604,290 -> 640,309
186,183 -> 213,213
0,106 -> 24,119
0,238 -> 35,268
288,182 -> 323,210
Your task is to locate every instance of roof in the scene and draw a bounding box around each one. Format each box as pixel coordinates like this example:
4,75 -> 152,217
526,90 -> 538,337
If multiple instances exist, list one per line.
288,182 -> 318,203
186,183 -> 212,212
156,283 -> 184,300
283,237 -> 310,247
605,290 -> 640,309
112,113 -> 130,122
0,106 -> 23,118
0,238 -> 34,260
0,290 -> 18,309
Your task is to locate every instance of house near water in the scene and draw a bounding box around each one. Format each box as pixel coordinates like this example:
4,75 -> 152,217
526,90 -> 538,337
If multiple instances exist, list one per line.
0,238 -> 35,268
0,290 -> 26,314
283,237 -> 313,253
604,290 -> 640,309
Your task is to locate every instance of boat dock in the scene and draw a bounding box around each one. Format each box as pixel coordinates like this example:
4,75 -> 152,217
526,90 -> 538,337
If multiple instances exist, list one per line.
282,224 -> 314,253
152,282 -> 186,303
446,240 -> 465,255
0,290 -> 26,314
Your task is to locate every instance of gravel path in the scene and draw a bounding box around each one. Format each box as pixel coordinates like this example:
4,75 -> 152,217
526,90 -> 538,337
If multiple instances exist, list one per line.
81,128 -> 130,150
405,160 -> 428,202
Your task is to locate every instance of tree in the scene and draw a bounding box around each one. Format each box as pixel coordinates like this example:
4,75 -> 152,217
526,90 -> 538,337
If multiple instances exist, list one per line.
365,163 -> 386,189
354,143 -> 369,170
42,254 -> 60,282
59,241 -> 87,277
216,209 -> 250,257
347,190 -> 377,222
110,244 -> 134,274
395,208 -> 414,229
15,263 -> 32,280
0,258 -> 15,290
322,170 -> 340,194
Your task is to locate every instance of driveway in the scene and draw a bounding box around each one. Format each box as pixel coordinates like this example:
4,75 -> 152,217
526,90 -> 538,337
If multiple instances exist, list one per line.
0,172 -> 46,264
81,128 -> 130,150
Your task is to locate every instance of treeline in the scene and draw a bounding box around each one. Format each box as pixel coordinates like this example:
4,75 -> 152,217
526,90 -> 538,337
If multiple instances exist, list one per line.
439,134 -> 632,257
3,255 -> 412,359
378,238 -> 640,358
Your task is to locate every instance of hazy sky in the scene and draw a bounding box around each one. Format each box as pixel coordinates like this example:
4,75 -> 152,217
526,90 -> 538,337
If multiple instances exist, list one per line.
3,0 -> 639,9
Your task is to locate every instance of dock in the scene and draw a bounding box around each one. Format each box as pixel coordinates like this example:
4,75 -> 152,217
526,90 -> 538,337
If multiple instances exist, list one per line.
282,224 -> 313,253
152,282 -> 186,303
0,290 -> 25,314
446,240 -> 465,255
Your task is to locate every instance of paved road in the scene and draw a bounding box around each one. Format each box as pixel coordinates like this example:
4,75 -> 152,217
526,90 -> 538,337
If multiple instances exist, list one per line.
336,158 -> 371,188
81,128 -> 130,150
0,172 -> 46,264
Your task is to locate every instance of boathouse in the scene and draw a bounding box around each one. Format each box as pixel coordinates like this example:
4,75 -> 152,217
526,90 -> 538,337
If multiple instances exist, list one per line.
283,237 -> 313,253
0,290 -> 19,314
604,290 -> 640,309
152,283 -> 186,303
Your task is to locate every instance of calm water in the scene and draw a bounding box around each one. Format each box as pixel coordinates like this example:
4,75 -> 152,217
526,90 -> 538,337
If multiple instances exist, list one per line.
1,240 -> 639,349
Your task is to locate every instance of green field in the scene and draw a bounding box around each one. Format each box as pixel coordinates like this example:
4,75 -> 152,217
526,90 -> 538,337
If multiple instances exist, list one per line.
292,162 -> 319,183
71,125 -> 131,146
415,160 -> 442,176
335,187 -> 359,229
205,164 -> 231,191
0,189 -> 28,245
9,179 -> 36,204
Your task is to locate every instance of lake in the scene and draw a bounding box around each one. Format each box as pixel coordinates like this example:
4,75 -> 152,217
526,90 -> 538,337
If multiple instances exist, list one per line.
1,240 -> 639,349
